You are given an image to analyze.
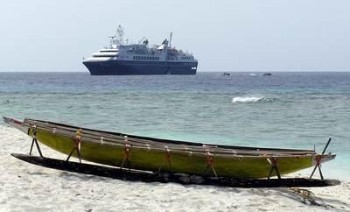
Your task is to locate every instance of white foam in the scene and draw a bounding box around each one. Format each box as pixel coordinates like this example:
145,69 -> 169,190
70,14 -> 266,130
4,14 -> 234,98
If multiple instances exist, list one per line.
232,96 -> 264,103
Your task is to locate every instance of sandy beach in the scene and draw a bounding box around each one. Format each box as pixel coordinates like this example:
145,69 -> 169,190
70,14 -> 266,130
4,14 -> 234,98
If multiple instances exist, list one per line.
0,125 -> 349,211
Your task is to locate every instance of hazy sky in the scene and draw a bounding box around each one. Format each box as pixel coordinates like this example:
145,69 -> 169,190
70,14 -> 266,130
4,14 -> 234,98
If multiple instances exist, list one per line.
1,0 -> 349,72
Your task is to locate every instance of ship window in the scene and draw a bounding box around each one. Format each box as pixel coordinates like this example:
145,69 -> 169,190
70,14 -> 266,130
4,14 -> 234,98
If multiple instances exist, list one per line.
94,55 -> 115,58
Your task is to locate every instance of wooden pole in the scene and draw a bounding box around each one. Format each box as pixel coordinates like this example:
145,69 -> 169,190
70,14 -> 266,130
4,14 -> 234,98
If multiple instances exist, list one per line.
310,138 -> 331,180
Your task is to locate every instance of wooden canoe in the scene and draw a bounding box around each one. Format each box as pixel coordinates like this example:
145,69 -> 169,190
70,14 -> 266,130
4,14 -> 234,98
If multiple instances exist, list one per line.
3,117 -> 336,179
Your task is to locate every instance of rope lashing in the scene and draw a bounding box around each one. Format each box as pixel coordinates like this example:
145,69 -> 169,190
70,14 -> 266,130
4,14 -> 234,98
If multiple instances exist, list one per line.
204,150 -> 217,177
124,143 -> 131,161
31,124 -> 37,138
157,146 -> 172,173
207,152 -> 214,166
120,136 -> 131,169
165,147 -> 171,169
184,147 -> 193,156
74,129 -> 82,152
124,136 -> 130,161
66,129 -> 82,163
145,143 -> 151,151
28,124 -> 43,157
28,124 -> 36,155
267,156 -> 277,166
310,155 -> 324,180
267,156 -> 281,179
310,138 -> 332,180
315,155 -> 322,167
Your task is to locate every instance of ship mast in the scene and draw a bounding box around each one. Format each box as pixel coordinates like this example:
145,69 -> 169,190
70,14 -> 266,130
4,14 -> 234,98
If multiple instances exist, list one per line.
109,35 -> 116,48
116,25 -> 124,45
169,32 -> 173,48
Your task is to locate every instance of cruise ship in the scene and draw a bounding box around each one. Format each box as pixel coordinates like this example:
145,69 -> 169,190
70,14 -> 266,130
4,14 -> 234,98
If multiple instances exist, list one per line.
83,26 -> 198,75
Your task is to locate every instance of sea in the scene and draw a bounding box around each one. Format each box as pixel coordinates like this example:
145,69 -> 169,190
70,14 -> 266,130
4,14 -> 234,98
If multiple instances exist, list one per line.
0,71 -> 349,211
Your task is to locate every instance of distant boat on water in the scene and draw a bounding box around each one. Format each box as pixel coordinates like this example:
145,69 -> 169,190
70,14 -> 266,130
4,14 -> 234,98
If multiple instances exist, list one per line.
83,25 -> 198,75
262,72 -> 272,76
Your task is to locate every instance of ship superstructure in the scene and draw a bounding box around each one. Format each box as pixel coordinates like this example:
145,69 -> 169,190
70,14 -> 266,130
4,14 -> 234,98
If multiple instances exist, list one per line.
83,26 -> 198,75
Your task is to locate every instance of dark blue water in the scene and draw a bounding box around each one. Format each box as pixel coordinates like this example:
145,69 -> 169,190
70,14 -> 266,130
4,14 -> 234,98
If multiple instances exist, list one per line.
0,72 -> 349,177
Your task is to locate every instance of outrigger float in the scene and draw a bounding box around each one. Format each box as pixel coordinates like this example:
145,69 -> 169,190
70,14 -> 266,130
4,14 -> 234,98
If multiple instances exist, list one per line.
4,117 -> 338,187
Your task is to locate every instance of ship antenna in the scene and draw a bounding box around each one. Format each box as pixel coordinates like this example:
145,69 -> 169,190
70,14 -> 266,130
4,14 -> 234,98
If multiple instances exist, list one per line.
116,25 -> 124,45
138,37 -> 146,44
169,32 -> 173,48
109,35 -> 116,48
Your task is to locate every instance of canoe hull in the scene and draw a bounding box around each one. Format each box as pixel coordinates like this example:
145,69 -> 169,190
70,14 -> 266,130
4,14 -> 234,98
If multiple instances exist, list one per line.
4,117 -> 336,179
36,129 -> 317,178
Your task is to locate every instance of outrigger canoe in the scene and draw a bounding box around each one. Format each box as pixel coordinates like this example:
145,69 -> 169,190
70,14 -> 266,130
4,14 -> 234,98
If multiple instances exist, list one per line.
4,117 -> 335,179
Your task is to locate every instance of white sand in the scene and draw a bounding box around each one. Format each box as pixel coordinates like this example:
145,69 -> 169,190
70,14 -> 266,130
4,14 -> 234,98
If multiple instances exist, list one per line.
0,125 -> 349,211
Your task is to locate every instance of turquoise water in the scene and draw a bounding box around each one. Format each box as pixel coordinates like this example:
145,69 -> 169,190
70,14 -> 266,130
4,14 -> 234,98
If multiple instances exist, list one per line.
0,72 -> 349,178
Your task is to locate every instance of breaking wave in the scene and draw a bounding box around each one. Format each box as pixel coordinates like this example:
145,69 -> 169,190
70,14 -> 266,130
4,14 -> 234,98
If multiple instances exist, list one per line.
232,96 -> 274,103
